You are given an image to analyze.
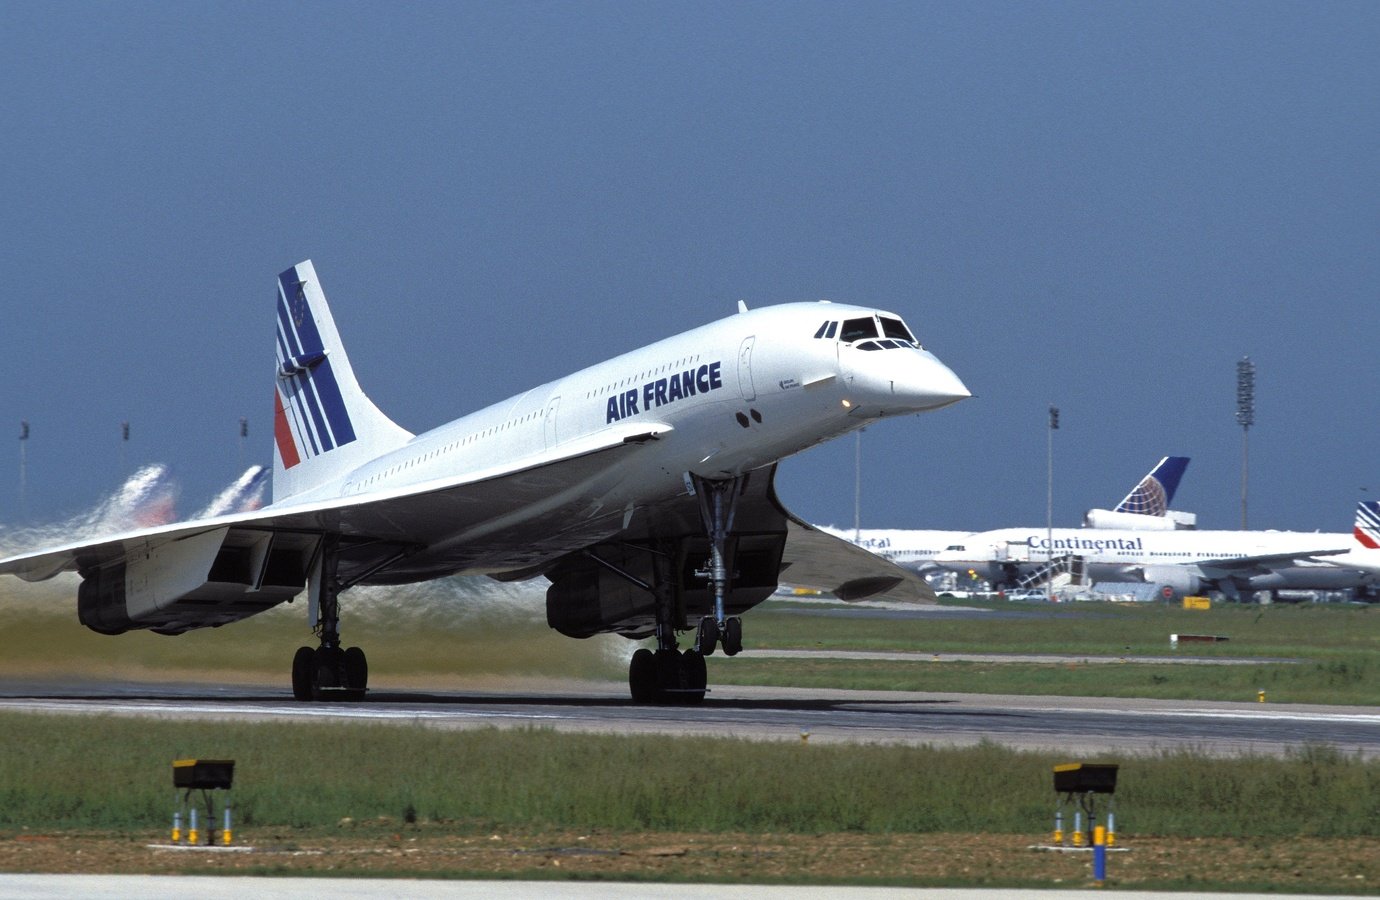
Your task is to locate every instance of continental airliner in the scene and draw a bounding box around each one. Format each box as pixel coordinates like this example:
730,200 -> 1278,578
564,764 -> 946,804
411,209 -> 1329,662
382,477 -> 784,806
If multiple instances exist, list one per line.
934,520 -> 1358,599
828,456 -> 1194,576
0,261 -> 969,703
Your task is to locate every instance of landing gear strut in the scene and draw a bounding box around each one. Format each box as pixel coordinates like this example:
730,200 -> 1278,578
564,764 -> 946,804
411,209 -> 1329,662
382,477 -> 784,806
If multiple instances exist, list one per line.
625,474 -> 751,704
626,543 -> 708,705
290,536 -> 380,701
692,474 -> 744,658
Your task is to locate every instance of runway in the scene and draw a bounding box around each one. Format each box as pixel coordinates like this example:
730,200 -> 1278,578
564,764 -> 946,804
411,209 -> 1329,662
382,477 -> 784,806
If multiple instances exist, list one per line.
1,678 -> 1376,758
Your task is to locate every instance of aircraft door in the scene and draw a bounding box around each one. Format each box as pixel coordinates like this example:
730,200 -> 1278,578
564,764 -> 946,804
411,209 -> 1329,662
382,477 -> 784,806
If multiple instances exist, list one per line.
543,396 -> 560,449
737,336 -> 756,401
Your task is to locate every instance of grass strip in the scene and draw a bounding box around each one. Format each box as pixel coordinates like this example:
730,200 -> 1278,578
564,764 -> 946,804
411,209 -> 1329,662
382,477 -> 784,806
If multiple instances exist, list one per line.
3,713 -> 1379,837
711,654 -> 1380,704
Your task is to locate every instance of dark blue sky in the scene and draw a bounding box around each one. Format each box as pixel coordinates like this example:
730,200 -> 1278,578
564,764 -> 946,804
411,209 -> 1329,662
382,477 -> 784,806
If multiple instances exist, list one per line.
2,1 -> 1376,534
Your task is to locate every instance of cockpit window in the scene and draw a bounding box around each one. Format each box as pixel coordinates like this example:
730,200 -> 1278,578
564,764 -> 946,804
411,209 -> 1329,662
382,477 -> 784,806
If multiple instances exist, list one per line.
813,321 -> 829,339
839,317 -> 878,342
856,340 -> 882,350
880,316 -> 916,343
825,321 -> 838,339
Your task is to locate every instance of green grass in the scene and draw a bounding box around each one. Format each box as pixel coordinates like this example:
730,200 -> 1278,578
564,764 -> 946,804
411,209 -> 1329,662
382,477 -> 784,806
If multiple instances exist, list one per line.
720,598 -> 1380,703
3,713 -> 1380,837
758,596 -> 1380,658
712,655 -> 1380,704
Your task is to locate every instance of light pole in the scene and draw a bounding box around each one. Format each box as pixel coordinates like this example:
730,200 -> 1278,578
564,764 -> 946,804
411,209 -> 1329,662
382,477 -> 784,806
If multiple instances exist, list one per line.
853,427 -> 864,543
1047,405 -> 1059,601
1236,358 -> 1255,530
18,420 -> 29,522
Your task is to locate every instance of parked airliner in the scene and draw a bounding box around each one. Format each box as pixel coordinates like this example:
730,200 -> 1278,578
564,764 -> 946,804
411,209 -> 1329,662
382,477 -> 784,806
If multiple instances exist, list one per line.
0,261 -> 969,703
828,456 -> 1193,576
1313,501 -> 1380,600
934,522 -> 1356,599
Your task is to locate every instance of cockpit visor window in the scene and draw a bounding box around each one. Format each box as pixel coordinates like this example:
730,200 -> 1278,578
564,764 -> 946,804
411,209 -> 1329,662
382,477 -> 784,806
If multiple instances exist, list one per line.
813,321 -> 829,339
825,321 -> 838,339
839,317 -> 879,342
880,316 -> 916,343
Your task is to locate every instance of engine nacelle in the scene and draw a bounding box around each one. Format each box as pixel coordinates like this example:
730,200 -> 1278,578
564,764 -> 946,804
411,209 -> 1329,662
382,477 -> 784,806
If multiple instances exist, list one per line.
546,534 -> 784,639
1140,565 -> 1204,601
77,528 -> 318,635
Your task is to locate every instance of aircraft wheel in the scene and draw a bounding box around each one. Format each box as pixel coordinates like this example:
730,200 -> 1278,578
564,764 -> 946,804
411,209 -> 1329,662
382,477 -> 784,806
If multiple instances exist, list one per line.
696,616 -> 719,656
629,648 -> 657,703
316,646 -> 345,690
681,649 -> 707,704
722,617 -> 743,656
654,647 -> 684,702
291,646 -> 316,701
344,646 -> 369,699
344,646 -> 368,689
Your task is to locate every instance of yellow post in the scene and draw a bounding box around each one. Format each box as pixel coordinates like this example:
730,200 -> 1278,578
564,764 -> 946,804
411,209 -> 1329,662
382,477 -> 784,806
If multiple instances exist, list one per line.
1257,690 -> 1266,703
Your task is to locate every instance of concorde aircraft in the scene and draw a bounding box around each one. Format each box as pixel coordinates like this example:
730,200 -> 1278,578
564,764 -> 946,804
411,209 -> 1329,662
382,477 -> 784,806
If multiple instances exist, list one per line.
0,261 -> 969,703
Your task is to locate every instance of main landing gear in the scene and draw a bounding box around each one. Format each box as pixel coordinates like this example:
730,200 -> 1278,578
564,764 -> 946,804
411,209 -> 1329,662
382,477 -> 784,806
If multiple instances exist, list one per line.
290,561 -> 369,700
289,537 -> 404,701
628,644 -> 707,705
624,473 -> 749,705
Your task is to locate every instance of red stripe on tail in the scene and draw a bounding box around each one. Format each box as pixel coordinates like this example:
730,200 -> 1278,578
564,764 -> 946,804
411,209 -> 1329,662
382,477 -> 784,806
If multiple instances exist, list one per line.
273,390 -> 301,469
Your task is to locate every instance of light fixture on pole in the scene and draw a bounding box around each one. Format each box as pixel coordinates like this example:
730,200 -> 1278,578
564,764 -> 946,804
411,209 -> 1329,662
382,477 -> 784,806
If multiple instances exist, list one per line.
1236,358 -> 1255,530
1047,405 -> 1059,602
18,420 -> 29,522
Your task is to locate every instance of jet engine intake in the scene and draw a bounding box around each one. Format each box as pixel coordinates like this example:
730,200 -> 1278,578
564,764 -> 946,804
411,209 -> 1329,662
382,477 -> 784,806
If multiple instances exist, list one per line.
1139,565 -> 1204,601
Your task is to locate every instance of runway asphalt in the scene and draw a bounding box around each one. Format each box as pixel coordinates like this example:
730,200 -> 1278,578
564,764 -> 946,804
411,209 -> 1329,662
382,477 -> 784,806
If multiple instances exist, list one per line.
1,677 -> 1377,758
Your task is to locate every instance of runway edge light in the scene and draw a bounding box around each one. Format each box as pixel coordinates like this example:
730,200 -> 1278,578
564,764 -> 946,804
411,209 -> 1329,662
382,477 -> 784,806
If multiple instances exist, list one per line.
172,759 -> 235,846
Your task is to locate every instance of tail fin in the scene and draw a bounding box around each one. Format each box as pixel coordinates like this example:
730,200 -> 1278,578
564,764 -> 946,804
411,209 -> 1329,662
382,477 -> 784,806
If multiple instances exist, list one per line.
1113,456 -> 1190,517
1356,501 -> 1380,549
272,260 -> 412,502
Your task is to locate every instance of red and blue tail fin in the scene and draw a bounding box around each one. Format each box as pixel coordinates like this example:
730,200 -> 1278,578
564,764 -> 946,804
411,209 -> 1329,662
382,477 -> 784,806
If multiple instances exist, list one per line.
272,260 -> 412,502
1356,501 -> 1380,549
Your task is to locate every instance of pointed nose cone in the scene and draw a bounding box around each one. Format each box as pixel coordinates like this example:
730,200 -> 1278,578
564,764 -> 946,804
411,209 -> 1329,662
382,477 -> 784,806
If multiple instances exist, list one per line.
915,354 -> 971,411
888,350 -> 970,413
840,345 -> 970,415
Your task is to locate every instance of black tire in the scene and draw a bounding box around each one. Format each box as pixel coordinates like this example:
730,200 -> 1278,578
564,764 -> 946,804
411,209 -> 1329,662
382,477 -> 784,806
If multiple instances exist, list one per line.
629,648 -> 657,703
654,648 -> 684,702
343,646 -> 369,692
696,616 -> 719,656
315,646 -> 344,690
680,649 -> 707,705
291,646 -> 316,701
722,617 -> 743,656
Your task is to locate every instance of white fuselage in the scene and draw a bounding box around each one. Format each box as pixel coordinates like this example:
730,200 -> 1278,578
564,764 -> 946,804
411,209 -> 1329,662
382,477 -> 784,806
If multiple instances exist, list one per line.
298,301 -> 968,575
823,527 -> 972,575
934,526 -> 1366,593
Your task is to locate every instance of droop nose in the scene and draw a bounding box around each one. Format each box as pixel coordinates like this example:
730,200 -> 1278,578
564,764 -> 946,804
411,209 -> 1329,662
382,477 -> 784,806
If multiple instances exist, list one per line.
856,349 -> 969,413
909,352 -> 971,411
